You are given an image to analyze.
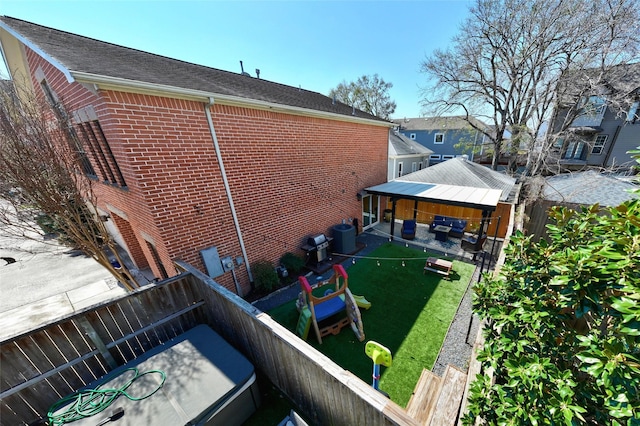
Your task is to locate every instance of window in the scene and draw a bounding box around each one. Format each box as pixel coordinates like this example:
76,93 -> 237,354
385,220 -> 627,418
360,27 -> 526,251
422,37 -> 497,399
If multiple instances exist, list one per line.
146,240 -> 168,279
418,162 -> 423,170
434,133 -> 444,144
411,162 -> 417,173
592,135 -> 607,155
581,95 -> 606,116
397,162 -> 403,177
553,138 -> 564,150
39,78 -> 95,176
564,140 -> 586,160
627,101 -> 639,122
442,155 -> 455,160
410,133 -> 416,140
429,154 -> 441,161
74,106 -> 127,188
40,80 -> 59,109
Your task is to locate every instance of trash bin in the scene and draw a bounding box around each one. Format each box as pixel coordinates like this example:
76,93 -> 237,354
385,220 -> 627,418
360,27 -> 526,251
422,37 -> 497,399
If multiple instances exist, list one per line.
383,209 -> 392,222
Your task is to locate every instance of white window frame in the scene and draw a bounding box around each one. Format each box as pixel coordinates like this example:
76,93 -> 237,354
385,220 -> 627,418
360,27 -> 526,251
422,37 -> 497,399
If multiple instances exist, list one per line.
397,162 -> 403,177
429,154 -> 441,161
418,162 -> 423,170
592,135 -> 607,155
442,154 -> 455,160
434,133 -> 444,144
627,101 -> 639,122
581,95 -> 606,117
410,133 -> 416,140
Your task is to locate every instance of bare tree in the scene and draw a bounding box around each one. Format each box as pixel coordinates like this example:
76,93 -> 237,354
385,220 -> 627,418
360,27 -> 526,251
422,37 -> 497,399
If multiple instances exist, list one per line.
0,81 -> 139,291
329,74 -> 397,120
420,0 -> 640,173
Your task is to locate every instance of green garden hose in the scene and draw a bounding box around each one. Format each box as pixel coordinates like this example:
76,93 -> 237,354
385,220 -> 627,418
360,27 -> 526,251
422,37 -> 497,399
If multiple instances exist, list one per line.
47,367 -> 166,425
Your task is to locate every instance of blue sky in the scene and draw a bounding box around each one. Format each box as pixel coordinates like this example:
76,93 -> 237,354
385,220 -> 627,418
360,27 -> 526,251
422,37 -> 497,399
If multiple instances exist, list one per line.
1,0 -> 471,118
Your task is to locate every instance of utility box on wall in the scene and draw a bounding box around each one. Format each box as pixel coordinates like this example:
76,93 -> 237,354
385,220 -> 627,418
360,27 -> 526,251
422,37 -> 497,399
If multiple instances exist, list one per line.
200,246 -> 224,278
221,256 -> 234,272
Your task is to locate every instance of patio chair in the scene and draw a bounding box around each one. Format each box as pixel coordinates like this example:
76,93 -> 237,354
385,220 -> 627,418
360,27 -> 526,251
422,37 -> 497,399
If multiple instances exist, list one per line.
461,233 -> 487,260
401,219 -> 417,240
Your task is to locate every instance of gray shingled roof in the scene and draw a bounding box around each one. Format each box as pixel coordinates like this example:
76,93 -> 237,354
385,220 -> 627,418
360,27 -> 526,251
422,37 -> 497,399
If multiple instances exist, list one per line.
392,116 -> 487,131
543,171 -> 639,206
398,157 -> 517,202
0,16 -> 389,123
389,131 -> 433,156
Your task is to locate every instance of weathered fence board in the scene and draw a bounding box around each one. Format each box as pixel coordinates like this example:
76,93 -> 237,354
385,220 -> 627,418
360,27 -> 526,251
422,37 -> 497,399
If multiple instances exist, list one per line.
406,369 -> 443,425
0,275 -> 206,425
430,366 -> 467,426
2,264 -> 467,426
178,262 -> 418,426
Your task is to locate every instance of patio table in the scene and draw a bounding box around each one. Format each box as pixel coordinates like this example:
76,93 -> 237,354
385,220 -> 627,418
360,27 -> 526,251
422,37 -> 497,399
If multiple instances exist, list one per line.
433,225 -> 452,242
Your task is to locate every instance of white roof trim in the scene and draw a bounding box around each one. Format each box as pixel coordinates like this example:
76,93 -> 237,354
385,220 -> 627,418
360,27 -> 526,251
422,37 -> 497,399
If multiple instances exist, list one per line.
0,20 -> 75,83
72,71 -> 394,127
365,180 -> 502,210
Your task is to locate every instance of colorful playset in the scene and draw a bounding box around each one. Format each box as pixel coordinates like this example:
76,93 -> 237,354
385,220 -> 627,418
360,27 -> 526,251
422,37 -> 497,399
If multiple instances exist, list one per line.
296,264 -> 369,344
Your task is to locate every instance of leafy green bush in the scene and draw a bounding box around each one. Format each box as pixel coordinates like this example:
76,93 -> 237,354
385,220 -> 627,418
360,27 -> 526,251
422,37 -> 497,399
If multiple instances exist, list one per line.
279,252 -> 305,276
35,213 -> 58,235
252,260 -> 279,292
466,199 -> 640,424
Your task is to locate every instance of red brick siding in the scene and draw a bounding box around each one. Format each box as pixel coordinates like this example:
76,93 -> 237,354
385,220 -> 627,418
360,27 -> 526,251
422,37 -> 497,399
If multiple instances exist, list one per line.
23,47 -> 388,295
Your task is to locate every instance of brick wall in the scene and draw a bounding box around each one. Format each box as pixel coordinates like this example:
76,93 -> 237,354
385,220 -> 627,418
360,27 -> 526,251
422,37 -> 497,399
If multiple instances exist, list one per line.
24,47 -> 389,295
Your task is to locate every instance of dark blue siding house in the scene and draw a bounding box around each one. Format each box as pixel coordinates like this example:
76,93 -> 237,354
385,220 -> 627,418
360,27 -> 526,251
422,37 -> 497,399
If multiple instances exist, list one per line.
393,116 -> 487,164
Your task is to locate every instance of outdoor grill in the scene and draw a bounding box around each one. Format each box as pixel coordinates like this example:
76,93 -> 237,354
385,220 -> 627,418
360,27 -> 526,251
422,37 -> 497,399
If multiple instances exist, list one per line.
303,233 -> 330,265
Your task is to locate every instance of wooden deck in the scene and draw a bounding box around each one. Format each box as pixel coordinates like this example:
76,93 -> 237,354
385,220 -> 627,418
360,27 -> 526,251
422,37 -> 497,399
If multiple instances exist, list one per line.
406,366 -> 467,425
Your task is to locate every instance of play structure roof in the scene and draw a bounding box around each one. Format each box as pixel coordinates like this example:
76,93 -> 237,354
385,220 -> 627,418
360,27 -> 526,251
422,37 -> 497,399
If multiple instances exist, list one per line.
365,181 -> 502,211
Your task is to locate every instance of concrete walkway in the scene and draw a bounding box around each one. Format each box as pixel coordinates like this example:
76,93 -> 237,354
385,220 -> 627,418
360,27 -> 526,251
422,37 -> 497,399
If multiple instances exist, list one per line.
0,230 -> 129,340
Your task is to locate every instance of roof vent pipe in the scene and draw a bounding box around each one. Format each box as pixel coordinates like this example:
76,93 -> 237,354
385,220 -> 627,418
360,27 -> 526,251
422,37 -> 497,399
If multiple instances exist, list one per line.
239,61 -> 250,76
255,69 -> 260,79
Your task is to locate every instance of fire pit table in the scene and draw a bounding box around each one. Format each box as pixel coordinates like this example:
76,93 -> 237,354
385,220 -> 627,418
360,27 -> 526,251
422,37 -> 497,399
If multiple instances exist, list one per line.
433,225 -> 452,242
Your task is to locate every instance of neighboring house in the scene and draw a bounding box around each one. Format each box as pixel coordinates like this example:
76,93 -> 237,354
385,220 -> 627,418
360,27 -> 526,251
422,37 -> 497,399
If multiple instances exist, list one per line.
390,157 -> 519,239
0,16 -> 392,296
387,130 -> 433,181
548,63 -> 640,172
526,171 -> 639,241
393,116 -> 487,164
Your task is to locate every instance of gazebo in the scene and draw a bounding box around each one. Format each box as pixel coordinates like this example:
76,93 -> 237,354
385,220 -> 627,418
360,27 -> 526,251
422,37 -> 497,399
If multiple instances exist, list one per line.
365,181 -> 503,273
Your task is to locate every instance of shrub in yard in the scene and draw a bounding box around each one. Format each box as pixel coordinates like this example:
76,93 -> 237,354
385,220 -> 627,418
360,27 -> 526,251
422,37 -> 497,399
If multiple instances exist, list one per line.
252,260 -> 279,292
279,252 -> 305,276
35,213 -> 58,235
466,195 -> 640,424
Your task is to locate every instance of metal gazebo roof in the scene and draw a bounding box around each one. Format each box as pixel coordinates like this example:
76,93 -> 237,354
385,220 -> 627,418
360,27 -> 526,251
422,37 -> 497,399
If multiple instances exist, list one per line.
365,181 -> 502,211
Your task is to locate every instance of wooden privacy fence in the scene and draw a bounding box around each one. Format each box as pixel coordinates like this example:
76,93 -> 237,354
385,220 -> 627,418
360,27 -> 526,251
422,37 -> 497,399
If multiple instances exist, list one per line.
0,275 -> 208,425
1,261 -> 472,426
524,199 -> 605,243
389,199 -> 512,239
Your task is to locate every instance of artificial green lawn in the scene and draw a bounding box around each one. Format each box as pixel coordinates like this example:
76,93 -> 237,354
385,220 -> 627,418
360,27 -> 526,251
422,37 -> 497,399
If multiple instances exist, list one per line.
268,243 -> 475,407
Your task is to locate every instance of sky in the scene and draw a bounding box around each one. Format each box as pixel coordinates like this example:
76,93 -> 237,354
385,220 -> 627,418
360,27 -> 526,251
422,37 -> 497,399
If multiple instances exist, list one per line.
0,0 -> 472,119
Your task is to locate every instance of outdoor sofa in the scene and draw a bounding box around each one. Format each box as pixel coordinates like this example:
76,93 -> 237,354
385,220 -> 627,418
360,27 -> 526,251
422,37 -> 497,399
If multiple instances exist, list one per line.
429,215 -> 467,238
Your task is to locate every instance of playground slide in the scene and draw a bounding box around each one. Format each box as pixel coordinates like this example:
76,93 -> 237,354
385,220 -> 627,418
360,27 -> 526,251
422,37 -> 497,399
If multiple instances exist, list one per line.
344,288 -> 365,342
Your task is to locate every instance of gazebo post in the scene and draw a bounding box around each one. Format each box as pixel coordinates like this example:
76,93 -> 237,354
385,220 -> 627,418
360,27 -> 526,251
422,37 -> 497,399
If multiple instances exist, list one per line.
488,215 -> 502,268
477,210 -> 491,252
389,198 -> 397,241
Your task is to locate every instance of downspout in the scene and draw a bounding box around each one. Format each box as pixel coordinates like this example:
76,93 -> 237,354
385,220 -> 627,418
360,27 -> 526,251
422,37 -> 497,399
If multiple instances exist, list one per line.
204,97 -> 254,289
